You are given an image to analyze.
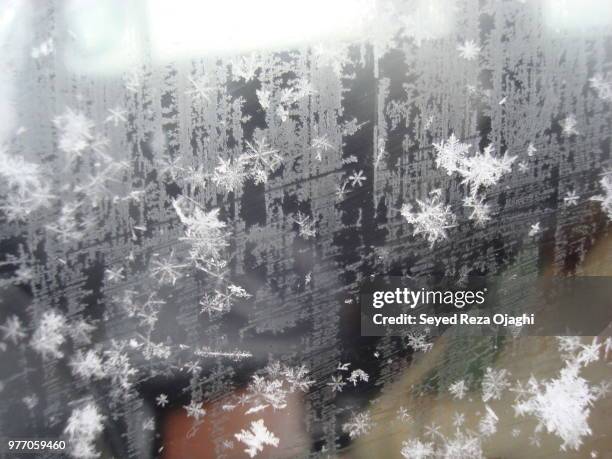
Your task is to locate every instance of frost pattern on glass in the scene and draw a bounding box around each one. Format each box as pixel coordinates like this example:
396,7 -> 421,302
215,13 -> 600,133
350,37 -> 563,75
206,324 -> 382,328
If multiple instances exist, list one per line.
0,1 -> 611,458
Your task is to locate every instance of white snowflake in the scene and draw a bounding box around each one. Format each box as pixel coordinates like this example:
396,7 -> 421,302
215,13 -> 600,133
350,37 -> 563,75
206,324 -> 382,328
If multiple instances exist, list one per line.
457,40 -> 481,60
514,363 -> 601,451
312,135 -> 333,161
183,400 -> 206,421
69,318 -> 96,346
185,75 -> 215,103
232,54 -> 261,81
156,393 -> 169,407
482,367 -> 511,402
70,350 -> 106,381
31,37 -> 54,58
1,315 -> 26,344
449,379 -> 468,400
439,429 -> 483,458
104,267 -> 124,283
342,412 -> 373,439
243,374 -> 288,411
244,137 -> 282,178
397,406 -> 412,422
234,419 -> 279,458
590,171 -> 612,220
30,310 -> 67,360
292,211 -> 316,239
400,438 -> 435,459
453,412 -> 465,428
53,108 -> 95,161
401,191 -> 456,247
347,369 -> 369,386
457,144 -> 516,192
327,374 -> 346,393
200,284 -> 251,315
0,148 -> 52,220
432,134 -> 470,175
528,222 -> 541,237
282,365 -> 315,392
463,195 -> 491,226
150,251 -> 188,286
589,73 -> 612,101
478,405 -> 498,437
561,114 -> 579,137
172,197 -> 229,273
105,107 -> 127,126
348,170 -> 366,187
564,190 -> 580,206
527,142 -> 537,157
64,401 -> 105,459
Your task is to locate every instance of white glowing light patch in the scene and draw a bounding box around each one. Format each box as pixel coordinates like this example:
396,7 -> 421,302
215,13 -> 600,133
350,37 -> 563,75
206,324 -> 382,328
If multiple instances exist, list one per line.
544,0 -> 612,31
147,0 -> 375,60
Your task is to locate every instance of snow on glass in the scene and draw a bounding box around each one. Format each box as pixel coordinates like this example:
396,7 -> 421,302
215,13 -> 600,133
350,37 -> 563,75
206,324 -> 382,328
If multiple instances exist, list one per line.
0,2 -> 611,458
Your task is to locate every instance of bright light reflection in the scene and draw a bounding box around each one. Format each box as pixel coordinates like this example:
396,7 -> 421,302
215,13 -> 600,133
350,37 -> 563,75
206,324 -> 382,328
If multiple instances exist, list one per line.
148,0 -> 375,60
544,0 -> 612,31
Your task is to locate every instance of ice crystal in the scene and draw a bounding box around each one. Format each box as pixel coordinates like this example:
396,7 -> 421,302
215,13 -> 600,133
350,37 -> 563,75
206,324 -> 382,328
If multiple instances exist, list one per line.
312,135 -> 333,161
463,195 -> 491,226
482,367 -> 511,402
397,406 -> 412,423
292,211 -> 317,239
105,107 -> 127,126
172,197 -> 229,272
200,285 -> 251,316
156,393 -> 169,407
433,135 -> 515,194
527,142 -> 537,156
564,190 -> 580,206
212,137 -> 282,191
589,73 -> 612,101
432,133 -> 470,175
327,374 -> 346,393
64,402 -> 105,459
150,251 -> 188,286
0,148 -> 52,220
103,343 -> 137,396
457,40 -> 480,60
70,350 -> 106,381
342,412 -> 373,439
457,145 -> 516,192
449,379 -> 468,400
348,170 -> 366,187
232,54 -> 261,81
453,412 -> 465,428
406,330 -> 434,352
185,75 -> 215,103
561,114 -> 579,137
184,400 -> 206,421
31,37 -> 53,58
53,108 -> 95,161
514,363 -> 601,450
347,369 -> 369,385
528,222 -> 541,237
1,315 -> 26,344
234,419 -> 279,458
30,310 -> 67,360
590,172 -> 612,220
479,405 -> 499,437
240,367 -> 308,411
400,438 -> 435,459
283,365 -> 315,392
438,429 -> 483,458
401,191 -> 456,247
